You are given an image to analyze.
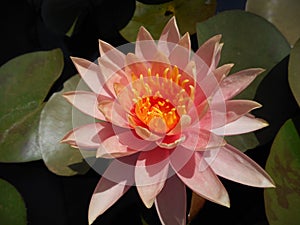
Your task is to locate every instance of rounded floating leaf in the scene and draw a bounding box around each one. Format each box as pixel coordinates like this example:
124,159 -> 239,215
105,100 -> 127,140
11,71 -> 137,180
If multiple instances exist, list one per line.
289,38 -> 300,107
0,49 -> 63,162
246,0 -> 300,46
39,75 -> 91,176
264,118 -> 300,225
197,10 -> 290,100
120,0 -> 216,41
0,178 -> 27,225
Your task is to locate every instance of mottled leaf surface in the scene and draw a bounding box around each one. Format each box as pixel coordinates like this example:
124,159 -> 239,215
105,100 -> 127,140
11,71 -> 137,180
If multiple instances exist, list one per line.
0,49 -> 63,162
264,119 -> 300,225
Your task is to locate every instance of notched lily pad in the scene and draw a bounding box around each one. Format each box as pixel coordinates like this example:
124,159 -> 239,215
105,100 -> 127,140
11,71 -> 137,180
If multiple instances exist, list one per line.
264,118 -> 300,225
121,0 -> 216,41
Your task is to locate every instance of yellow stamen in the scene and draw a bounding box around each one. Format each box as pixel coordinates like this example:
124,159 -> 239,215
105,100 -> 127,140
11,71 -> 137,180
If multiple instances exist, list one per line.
134,96 -> 179,133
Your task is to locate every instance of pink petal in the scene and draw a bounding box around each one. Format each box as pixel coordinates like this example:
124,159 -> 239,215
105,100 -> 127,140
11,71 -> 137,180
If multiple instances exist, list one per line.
195,65 -> 227,104
96,130 -> 139,158
150,52 -> 171,78
135,26 -> 158,61
98,57 -> 130,97
193,63 -> 232,107
135,147 -> 170,208
193,35 -> 222,81
63,91 -> 105,120
125,53 -> 148,75
181,129 -> 225,151
158,16 -> 181,56
220,68 -> 265,100
71,57 -> 103,94
212,115 -> 268,136
169,32 -> 191,70
89,179 -> 129,225
200,99 -> 262,130
189,98 -> 209,124
98,99 -> 129,128
194,35 -> 222,68
61,122 -> 108,149
88,155 -> 137,224
171,149 -> 230,207
96,128 -> 155,158
198,99 -> 263,131
225,100 -> 262,123
98,40 -> 125,69
208,144 -> 275,187
155,174 -> 186,225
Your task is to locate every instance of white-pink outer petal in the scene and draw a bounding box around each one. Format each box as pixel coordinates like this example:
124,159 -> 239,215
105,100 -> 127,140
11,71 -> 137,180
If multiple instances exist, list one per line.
207,144 -> 275,187
212,115 -> 268,136
71,57 -> 103,94
88,155 -> 137,225
61,123 -> 105,149
63,91 -> 105,120
171,148 -> 230,207
135,148 -> 170,208
220,68 -> 265,100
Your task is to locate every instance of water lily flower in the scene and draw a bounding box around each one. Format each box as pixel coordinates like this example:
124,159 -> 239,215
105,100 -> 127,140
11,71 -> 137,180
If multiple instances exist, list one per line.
61,17 -> 275,225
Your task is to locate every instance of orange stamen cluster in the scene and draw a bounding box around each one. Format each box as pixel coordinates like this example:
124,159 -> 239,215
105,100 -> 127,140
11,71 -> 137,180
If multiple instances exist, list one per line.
134,96 -> 179,132
128,63 -> 196,133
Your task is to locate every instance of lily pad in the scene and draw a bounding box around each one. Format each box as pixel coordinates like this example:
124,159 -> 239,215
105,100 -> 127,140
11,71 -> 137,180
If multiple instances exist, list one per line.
246,0 -> 300,46
197,10 -> 290,100
264,118 -> 300,225
0,49 -> 63,162
120,0 -> 216,42
0,178 -> 27,225
289,38 -> 300,107
39,75 -> 92,176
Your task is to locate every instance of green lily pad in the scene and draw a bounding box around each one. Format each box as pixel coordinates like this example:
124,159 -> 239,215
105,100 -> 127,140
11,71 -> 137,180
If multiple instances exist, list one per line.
39,75 -> 92,176
264,118 -> 300,225
246,0 -> 300,46
289,38 -> 300,107
197,10 -> 290,100
0,49 -> 63,162
120,0 -> 216,42
0,178 -> 27,225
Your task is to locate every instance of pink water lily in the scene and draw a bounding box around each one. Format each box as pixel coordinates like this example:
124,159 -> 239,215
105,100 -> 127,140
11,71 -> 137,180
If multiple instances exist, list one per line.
61,17 -> 275,225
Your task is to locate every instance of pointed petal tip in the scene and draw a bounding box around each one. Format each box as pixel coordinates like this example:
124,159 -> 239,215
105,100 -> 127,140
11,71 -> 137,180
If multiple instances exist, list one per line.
144,199 -> 155,209
70,56 -> 85,65
218,192 -> 230,208
261,176 -> 276,188
88,216 -> 95,225
259,118 -> 269,127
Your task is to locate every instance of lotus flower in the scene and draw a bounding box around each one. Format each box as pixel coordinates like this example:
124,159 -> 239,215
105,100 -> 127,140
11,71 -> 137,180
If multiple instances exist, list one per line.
61,17 -> 275,225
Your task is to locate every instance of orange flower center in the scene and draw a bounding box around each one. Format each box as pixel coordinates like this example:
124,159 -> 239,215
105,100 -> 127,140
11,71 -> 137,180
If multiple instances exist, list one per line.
134,96 -> 179,133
